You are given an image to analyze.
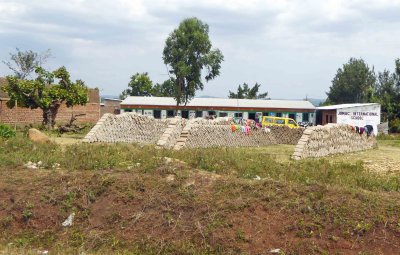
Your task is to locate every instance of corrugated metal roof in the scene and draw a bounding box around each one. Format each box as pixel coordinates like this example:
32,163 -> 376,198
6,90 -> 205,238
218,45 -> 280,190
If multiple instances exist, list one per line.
316,103 -> 380,110
121,96 -> 316,110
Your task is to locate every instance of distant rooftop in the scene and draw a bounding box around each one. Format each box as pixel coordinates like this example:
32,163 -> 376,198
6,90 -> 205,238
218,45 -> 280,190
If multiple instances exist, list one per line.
121,96 -> 315,110
316,103 -> 379,110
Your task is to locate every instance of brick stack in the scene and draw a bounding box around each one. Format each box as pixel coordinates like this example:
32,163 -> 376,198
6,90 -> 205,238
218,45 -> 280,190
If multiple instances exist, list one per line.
83,113 -> 170,144
292,124 -> 377,160
180,122 -> 303,149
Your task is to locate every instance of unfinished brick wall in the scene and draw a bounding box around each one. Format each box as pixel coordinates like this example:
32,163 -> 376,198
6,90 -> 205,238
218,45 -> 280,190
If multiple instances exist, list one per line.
83,113 -> 171,144
292,124 -> 377,160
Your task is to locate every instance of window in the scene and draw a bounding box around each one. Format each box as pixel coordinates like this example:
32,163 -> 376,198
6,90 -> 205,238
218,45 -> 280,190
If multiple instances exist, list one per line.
219,112 -> 228,117
248,112 -> 256,120
181,110 -> 189,119
263,112 -> 269,116
195,111 -> 203,118
124,109 -> 132,112
208,111 -> 216,116
288,119 -> 295,125
275,119 -> 285,124
288,113 -> 295,120
302,113 -> 309,122
276,112 -> 282,117
167,110 -> 175,118
153,110 -> 161,119
234,112 -> 243,118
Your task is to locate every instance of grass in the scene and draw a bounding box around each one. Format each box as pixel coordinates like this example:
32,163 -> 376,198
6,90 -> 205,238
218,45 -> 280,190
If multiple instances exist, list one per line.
0,133 -> 399,254
0,134 -> 399,192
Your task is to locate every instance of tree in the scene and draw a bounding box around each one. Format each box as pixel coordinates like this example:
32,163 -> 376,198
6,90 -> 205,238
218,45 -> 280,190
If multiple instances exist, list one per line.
120,72 -> 153,99
326,58 -> 376,104
163,17 -> 224,106
4,66 -> 88,129
228,83 -> 268,99
3,48 -> 51,79
374,59 -> 400,122
152,79 -> 176,97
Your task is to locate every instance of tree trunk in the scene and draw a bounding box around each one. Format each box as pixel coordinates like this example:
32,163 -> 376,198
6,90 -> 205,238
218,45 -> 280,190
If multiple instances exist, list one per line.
41,102 -> 61,130
42,109 -> 52,130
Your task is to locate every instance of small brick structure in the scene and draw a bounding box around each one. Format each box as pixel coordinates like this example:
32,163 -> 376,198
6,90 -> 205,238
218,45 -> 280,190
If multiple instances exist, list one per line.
292,124 -> 377,160
100,98 -> 122,116
0,77 -> 100,125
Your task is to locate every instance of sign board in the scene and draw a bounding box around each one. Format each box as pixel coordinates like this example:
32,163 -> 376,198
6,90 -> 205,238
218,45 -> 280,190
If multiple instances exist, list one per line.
336,104 -> 380,135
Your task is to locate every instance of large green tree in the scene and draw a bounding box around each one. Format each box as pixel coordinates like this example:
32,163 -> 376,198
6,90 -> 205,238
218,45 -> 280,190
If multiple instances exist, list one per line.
120,72 -> 153,99
4,67 -> 88,129
3,48 -> 51,79
326,58 -> 376,104
163,17 -> 224,106
228,82 -> 268,99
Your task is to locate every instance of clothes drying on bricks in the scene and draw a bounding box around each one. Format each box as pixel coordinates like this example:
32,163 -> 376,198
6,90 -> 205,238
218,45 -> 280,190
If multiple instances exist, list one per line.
364,125 -> 374,136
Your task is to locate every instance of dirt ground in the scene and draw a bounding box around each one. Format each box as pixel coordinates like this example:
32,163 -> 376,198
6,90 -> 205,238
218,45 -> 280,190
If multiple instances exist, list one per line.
328,141 -> 400,175
0,166 -> 399,254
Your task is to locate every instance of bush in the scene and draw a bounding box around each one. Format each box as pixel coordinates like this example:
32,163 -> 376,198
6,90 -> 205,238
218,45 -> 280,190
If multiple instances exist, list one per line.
389,119 -> 400,133
0,124 -> 16,138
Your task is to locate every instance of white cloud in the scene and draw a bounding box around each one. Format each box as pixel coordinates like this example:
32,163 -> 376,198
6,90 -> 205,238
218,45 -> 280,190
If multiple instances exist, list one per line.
0,0 -> 399,99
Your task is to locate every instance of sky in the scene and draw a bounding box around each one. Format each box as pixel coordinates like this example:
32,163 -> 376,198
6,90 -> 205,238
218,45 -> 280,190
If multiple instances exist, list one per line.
1,0 -> 400,100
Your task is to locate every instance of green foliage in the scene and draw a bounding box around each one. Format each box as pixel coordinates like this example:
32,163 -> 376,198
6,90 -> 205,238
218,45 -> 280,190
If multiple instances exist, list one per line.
389,119 -> 400,133
4,66 -> 88,129
374,60 -> 400,123
0,124 -> 16,138
120,72 -> 154,99
2,48 -> 51,79
163,17 -> 224,106
228,82 -> 268,99
326,58 -> 376,104
152,79 -> 176,97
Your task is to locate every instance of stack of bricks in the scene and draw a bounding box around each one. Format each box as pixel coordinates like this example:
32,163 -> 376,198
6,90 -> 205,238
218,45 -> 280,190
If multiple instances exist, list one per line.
292,124 -> 377,160
156,117 -> 187,149
83,113 -> 170,144
179,120 -> 304,149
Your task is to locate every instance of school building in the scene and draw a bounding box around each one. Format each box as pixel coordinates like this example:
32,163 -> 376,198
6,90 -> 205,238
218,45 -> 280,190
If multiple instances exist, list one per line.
120,96 -> 316,124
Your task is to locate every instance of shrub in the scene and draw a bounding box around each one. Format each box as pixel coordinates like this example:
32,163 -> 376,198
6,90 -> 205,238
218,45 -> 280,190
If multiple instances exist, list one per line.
389,119 -> 400,133
0,124 -> 16,138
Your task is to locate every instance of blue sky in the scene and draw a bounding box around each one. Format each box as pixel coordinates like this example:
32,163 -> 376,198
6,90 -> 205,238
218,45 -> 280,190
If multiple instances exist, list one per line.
1,0 -> 399,99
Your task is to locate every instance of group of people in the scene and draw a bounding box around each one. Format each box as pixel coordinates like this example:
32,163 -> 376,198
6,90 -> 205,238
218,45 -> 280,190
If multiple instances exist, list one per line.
351,125 -> 374,136
230,118 -> 262,135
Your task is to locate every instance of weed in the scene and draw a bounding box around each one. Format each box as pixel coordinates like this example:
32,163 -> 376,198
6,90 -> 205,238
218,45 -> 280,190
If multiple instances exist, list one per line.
22,203 -> 34,222
0,216 -> 13,228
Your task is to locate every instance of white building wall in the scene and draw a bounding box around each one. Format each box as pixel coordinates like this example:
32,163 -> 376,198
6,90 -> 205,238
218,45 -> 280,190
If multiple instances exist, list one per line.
296,113 -> 302,123
309,113 -> 315,125
336,104 -> 380,135
143,109 -> 153,117
189,110 -> 196,119
161,110 -> 167,119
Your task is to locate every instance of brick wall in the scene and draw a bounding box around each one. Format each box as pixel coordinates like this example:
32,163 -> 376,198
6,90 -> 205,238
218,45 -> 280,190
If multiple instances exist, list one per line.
100,99 -> 121,116
0,88 -> 100,125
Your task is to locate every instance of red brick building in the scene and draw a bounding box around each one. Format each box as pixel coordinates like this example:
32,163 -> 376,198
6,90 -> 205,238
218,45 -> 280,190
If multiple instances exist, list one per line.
0,77 -> 100,125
